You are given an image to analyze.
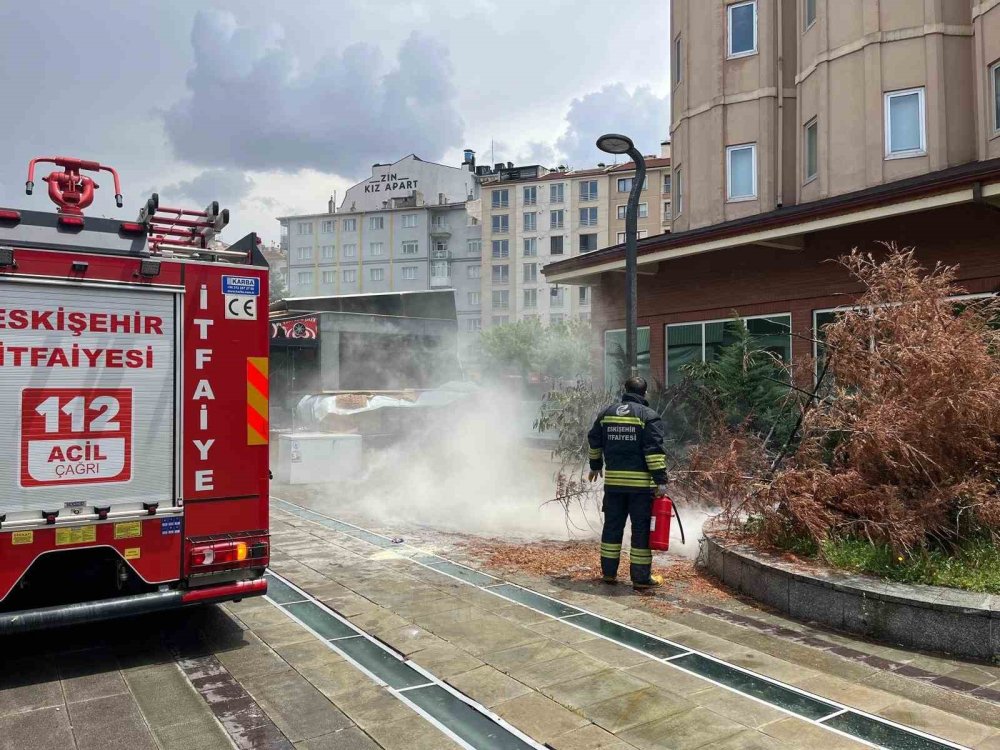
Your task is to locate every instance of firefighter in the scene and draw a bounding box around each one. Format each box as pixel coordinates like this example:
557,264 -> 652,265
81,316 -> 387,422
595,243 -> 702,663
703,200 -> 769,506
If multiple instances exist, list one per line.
587,376 -> 668,589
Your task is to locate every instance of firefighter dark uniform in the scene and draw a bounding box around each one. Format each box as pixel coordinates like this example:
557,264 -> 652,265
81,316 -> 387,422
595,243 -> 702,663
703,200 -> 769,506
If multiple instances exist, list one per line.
587,392 -> 667,587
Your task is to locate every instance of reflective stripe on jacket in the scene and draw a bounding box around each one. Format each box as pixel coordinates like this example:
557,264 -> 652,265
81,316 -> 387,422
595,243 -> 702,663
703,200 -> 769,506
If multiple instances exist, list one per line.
587,393 -> 668,492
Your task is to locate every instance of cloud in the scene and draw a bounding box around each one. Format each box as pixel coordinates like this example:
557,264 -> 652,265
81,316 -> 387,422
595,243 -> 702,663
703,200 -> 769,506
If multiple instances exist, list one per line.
157,168 -> 255,209
163,10 -> 464,179
555,84 -> 669,168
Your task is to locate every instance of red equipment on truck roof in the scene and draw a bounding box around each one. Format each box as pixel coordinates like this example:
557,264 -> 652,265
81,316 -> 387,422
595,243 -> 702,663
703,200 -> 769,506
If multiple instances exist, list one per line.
0,156 -> 270,633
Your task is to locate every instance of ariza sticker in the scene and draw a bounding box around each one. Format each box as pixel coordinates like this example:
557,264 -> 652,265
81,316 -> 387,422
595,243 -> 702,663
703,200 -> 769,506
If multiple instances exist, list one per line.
114,521 -> 142,540
124,547 -> 141,560
11,531 -> 33,545
55,526 -> 97,546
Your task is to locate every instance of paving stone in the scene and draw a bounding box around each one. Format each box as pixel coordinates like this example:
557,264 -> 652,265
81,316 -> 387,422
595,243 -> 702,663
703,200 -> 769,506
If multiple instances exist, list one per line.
252,621 -> 320,650
861,669 -> 1000,729
446,665 -> 533,707
977,732 -> 1000,749
0,660 -> 63,715
68,693 -> 158,750
546,723 -> 638,750
706,729 -> 793,749
481,638 -> 577,672
544,669 -> 652,710
584,686 -> 693,733
214,635 -> 290,680
242,668 -> 354,743
272,638 -> 346,671
0,705 -> 75,750
390,594 -> 470,619
298,658 -> 372,700
57,647 -> 128,704
618,706 -> 745,750
151,717 -> 235,750
373,624 -> 449,656
492,603 -> 556,626
573,637 -> 655,668
794,673 -> 897,712
365,714 -> 464,750
527,618 -> 600,645
696,686 -> 788,728
507,651 -> 610,690
878,699 -> 996,747
294,727 -> 382,750
408,644 -> 484,678
494,692 -> 590,742
330,685 -> 416,729
125,663 -> 210,730
622,660 -> 714,697
347,608 -> 410,633
318,591 -> 381,618
760,717 -> 870,748
411,606 -> 492,630
437,616 -> 546,656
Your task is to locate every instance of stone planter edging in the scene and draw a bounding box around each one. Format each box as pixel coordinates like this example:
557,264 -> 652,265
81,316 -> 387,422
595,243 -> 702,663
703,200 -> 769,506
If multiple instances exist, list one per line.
700,532 -> 1000,661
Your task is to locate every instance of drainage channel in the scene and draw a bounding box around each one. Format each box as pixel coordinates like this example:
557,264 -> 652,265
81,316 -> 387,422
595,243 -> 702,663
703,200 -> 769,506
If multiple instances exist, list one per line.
265,570 -> 546,750
272,496 -> 973,750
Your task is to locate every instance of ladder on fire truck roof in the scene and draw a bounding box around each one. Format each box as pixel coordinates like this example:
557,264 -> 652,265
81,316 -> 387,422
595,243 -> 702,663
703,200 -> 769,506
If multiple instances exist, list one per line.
7,155 -> 255,263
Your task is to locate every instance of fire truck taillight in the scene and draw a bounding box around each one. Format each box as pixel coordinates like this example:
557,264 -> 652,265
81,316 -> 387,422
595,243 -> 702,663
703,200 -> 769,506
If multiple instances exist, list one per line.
190,541 -> 248,568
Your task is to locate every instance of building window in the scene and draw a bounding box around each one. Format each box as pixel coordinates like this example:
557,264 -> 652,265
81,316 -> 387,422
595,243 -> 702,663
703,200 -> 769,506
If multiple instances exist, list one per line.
673,36 -> 682,84
639,202 -> 649,218
550,183 -> 564,203
550,209 -> 565,229
343,218 -> 357,232
343,269 -> 356,283
579,207 -> 598,227
296,247 -> 312,260
523,238 -> 537,257
728,1 -> 757,58
322,271 -> 335,284
550,236 -> 565,255
523,263 -> 537,282
468,318 -> 482,332
726,144 -> 757,201
675,169 -> 683,215
492,265 -> 509,284
579,180 -> 598,201
491,240 -> 509,258
993,62 -> 1000,134
431,261 -> 449,279
579,234 -> 598,253
663,201 -> 672,220
402,266 -> 418,281
524,212 -> 537,231
491,189 -> 509,208
369,216 -> 384,230
321,245 -> 335,259
579,287 -> 591,305
492,290 -> 510,309
666,315 -> 791,385
663,174 -> 672,193
370,242 -> 384,256
884,88 -> 926,158
524,288 -> 537,308
434,241 -> 448,256
468,292 -> 481,307
617,205 -> 627,220
804,0 -> 816,29
402,241 -> 419,255
467,240 -> 482,255
605,327 -> 651,389
492,214 -> 509,234
343,244 -> 357,259
550,287 -> 565,308
492,315 -> 510,326
468,265 -> 481,279
297,271 -> 313,285
322,220 -> 334,233
370,268 -> 384,282
617,176 -> 647,193
523,186 -> 537,205
402,214 -> 417,228
297,222 -> 313,235
804,118 -> 818,182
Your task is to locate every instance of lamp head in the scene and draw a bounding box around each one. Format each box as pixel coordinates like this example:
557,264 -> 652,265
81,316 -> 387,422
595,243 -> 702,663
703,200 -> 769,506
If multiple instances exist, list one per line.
596,133 -> 635,155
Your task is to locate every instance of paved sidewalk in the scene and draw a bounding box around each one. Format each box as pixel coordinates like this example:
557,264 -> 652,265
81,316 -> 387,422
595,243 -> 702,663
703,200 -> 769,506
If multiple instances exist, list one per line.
265,501 -> 1000,749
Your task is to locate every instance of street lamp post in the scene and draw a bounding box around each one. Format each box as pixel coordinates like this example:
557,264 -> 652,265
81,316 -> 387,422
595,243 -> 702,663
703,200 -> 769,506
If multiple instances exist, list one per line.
597,134 -> 646,379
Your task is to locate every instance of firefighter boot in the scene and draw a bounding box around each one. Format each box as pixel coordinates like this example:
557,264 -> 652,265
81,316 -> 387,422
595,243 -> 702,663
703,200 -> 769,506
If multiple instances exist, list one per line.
600,542 -> 622,583
630,548 -> 661,590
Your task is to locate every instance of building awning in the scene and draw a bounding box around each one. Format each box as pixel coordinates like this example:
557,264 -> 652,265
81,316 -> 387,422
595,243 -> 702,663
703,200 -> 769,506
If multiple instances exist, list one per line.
543,157 -> 1000,285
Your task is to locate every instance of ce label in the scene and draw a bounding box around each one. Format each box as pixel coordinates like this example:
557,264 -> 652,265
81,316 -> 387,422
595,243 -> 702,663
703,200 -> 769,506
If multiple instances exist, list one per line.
224,294 -> 257,320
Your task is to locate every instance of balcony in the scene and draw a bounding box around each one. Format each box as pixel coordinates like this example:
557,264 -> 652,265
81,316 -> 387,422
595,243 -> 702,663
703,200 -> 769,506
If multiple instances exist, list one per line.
430,222 -> 451,237
430,275 -> 452,288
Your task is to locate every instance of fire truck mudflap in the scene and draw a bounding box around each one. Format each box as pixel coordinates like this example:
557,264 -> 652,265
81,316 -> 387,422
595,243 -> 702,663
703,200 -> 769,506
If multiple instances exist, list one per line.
0,158 -> 270,633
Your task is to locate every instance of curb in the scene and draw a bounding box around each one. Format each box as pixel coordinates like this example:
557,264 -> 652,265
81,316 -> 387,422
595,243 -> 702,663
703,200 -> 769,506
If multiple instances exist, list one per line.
700,533 -> 1000,662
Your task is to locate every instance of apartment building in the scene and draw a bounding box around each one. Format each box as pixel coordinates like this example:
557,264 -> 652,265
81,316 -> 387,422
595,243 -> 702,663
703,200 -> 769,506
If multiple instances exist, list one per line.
278,155 -> 483,347
607,142 -> 673,246
545,0 -> 1000,389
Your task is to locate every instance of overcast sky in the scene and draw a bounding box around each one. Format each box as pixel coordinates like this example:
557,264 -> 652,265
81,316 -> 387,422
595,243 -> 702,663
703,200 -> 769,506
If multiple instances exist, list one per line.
0,1 -> 670,244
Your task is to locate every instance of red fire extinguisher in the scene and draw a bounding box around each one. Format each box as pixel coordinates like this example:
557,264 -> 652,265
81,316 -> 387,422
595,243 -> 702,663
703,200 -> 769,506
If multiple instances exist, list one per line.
650,496 -> 673,551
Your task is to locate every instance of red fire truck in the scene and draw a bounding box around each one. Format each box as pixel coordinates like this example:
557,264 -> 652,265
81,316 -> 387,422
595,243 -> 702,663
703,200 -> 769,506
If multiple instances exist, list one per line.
0,156 -> 269,632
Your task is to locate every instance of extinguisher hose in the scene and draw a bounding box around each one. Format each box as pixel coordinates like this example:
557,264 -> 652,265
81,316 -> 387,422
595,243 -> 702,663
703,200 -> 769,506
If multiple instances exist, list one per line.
672,504 -> 686,546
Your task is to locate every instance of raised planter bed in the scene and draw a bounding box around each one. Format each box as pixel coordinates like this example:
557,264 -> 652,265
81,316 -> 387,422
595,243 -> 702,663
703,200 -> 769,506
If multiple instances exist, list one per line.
701,531 -> 1000,662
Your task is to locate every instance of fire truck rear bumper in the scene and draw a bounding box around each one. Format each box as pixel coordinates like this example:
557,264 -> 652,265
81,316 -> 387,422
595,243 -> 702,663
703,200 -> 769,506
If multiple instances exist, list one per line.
0,578 -> 267,635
